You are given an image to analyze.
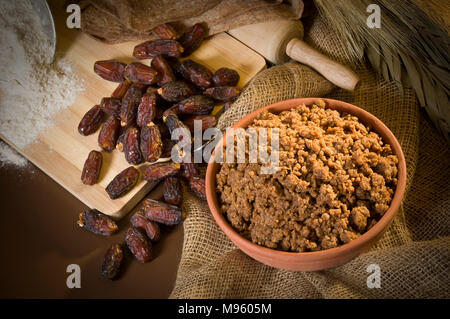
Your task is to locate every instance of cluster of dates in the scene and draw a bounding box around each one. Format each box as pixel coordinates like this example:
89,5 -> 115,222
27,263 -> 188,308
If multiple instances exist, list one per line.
76,23 -> 241,280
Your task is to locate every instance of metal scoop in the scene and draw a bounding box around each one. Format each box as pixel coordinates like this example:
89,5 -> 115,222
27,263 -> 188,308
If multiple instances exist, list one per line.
31,0 -> 56,63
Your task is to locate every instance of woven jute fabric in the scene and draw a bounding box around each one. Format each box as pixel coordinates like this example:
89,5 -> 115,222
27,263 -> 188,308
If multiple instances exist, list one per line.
170,15 -> 450,299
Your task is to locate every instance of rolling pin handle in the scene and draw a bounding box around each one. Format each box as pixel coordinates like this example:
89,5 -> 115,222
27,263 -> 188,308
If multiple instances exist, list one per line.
286,38 -> 359,91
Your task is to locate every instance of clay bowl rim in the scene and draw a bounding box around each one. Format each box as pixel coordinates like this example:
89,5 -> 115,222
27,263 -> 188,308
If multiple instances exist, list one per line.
205,97 -> 407,263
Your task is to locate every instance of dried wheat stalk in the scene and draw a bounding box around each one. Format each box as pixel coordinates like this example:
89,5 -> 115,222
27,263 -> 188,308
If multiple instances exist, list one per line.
314,0 -> 450,139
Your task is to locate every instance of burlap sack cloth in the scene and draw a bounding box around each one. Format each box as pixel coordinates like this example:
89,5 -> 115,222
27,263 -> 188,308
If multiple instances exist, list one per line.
170,15 -> 450,298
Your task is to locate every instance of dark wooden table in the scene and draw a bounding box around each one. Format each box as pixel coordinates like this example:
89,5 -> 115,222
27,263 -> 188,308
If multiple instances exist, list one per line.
0,161 -> 183,298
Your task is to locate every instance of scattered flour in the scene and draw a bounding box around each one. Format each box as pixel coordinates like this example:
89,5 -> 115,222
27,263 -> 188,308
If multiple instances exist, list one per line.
0,0 -> 83,166
0,141 -> 28,167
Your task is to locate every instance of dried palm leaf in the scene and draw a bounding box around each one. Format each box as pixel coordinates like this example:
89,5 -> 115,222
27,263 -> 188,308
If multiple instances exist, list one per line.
314,0 -> 450,139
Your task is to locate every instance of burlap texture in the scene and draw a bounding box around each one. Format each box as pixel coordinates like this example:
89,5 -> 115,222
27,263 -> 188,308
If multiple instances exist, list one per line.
79,0 -> 303,43
170,15 -> 450,298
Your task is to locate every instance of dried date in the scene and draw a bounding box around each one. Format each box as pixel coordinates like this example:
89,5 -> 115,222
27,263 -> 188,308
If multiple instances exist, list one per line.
161,138 -> 176,158
179,59 -> 213,89
146,86 -> 159,95
203,86 -> 240,101
142,161 -> 180,182
154,105 -> 164,120
157,81 -> 193,102
124,127 -> 143,165
183,114 -> 216,133
165,56 -> 182,74
98,116 -> 120,151
125,227 -> 152,263
157,122 -> 170,139
140,124 -> 163,162
137,92 -> 157,127
151,55 -> 176,86
141,199 -> 183,226
101,243 -> 123,280
124,62 -> 158,85
154,23 -> 179,40
133,40 -> 184,59
130,211 -> 160,242
116,131 -> 126,152
111,81 -> 131,100
94,60 -> 126,82
188,176 -> 206,199
105,166 -> 140,199
164,114 -> 191,144
176,95 -> 214,115
133,83 -> 148,90
162,105 -> 180,121
81,150 -> 102,185
121,85 -> 142,127
100,97 -> 121,118
78,105 -> 103,136
212,67 -> 240,87
181,163 -> 200,180
77,209 -> 118,236
146,39 -> 184,58
133,42 -> 148,59
163,176 -> 183,206
179,23 -> 206,56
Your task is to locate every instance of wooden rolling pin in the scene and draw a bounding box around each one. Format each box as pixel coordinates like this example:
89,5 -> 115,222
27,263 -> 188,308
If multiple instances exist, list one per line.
228,20 -> 359,91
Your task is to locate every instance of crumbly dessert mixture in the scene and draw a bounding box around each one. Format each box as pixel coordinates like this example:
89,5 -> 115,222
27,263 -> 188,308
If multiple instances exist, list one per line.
216,100 -> 399,252
0,0 -> 83,166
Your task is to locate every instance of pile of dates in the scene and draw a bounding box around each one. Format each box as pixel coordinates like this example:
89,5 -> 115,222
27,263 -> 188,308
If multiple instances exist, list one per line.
76,23 -> 241,280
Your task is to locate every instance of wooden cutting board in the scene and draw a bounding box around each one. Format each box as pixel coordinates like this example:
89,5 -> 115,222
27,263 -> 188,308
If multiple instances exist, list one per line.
0,7 -> 266,220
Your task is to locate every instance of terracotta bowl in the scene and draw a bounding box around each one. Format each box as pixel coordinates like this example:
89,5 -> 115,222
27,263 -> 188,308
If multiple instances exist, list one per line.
205,98 -> 407,271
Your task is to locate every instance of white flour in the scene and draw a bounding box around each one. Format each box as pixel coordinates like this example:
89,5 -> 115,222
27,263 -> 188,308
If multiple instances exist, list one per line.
0,141 -> 27,167
0,0 -> 83,166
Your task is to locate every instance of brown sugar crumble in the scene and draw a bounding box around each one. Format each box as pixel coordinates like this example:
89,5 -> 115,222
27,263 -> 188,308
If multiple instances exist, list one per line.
216,100 -> 399,252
